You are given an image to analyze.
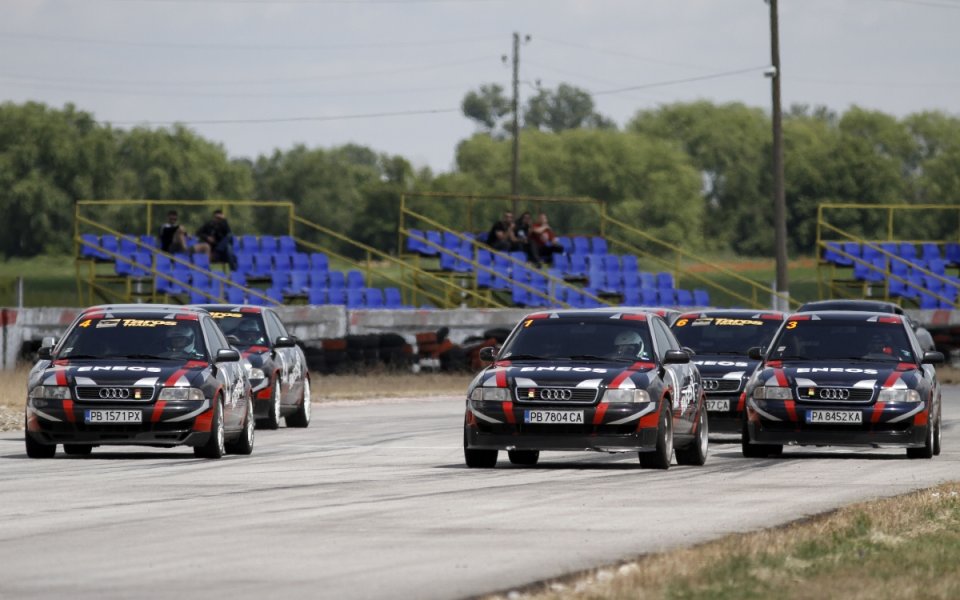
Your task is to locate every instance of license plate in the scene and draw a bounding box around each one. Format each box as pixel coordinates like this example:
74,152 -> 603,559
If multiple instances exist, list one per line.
806,410 -> 862,424
706,399 -> 730,412
524,410 -> 584,424
85,409 -> 142,424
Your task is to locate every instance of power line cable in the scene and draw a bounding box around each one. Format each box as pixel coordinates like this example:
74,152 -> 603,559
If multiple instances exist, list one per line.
104,107 -> 461,126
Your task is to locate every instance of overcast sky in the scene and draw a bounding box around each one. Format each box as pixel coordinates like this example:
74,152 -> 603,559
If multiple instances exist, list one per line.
3,0 -> 959,172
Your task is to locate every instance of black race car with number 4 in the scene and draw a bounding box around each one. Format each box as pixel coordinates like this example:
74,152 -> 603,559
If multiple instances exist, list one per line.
670,309 -> 786,433
742,311 -> 944,458
25,305 -> 254,459
464,309 -> 708,469
196,305 -> 311,429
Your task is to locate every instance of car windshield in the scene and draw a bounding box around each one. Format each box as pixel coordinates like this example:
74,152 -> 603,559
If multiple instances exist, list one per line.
500,318 -> 654,362
767,319 -> 915,363
206,311 -> 268,348
58,316 -> 207,361
672,316 -> 781,355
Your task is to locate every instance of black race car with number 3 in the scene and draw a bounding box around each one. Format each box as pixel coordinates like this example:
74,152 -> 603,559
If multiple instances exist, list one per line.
464,309 -> 708,469
196,305 -> 311,429
742,311 -> 945,458
25,305 -> 254,459
670,309 -> 786,433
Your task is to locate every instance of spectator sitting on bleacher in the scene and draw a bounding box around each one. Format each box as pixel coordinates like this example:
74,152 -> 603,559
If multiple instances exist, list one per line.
159,210 -> 210,256
530,212 -> 564,265
515,211 -> 540,266
486,211 -> 521,253
197,209 -> 238,270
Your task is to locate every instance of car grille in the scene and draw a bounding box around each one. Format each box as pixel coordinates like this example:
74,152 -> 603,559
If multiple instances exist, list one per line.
796,387 -> 874,403
702,378 -> 741,394
515,387 -> 598,404
75,386 -> 156,402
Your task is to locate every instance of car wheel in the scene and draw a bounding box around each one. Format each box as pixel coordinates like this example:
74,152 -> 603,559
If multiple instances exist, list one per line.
25,429 -> 56,459
907,416 -> 935,459
258,379 -> 282,430
194,399 -> 225,459
508,450 -> 539,466
285,377 -> 311,428
639,407 -> 672,469
676,406 -> 708,466
741,417 -> 783,458
63,444 -> 93,456
933,411 -> 942,456
226,395 -> 255,455
463,429 -> 497,468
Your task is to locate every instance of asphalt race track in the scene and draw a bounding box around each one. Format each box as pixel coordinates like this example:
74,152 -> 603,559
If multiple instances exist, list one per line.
2,388 -> 958,600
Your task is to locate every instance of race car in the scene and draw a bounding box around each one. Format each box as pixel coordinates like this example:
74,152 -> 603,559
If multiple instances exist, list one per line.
463,309 -> 708,469
670,309 -> 786,433
742,310 -> 944,458
195,305 -> 310,429
25,304 -> 254,459
796,299 -> 936,352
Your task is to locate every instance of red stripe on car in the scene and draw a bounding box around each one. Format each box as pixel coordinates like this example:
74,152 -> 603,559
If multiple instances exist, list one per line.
737,392 -> 746,413
592,402 -> 608,425
913,410 -> 929,426
774,369 -> 788,386
62,399 -> 75,423
783,400 -> 797,422
502,401 -> 515,424
878,316 -> 901,324
882,372 -> 900,388
621,314 -> 646,321
55,369 -> 67,386
151,401 -> 166,423
495,370 -> 507,388
871,402 -> 886,424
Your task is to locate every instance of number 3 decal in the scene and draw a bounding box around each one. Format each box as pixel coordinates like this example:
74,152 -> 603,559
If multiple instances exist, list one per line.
786,321 -> 798,329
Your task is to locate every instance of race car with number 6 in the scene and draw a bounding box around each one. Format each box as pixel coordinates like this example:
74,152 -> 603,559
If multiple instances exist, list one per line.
25,305 -> 254,459
742,311 -> 944,458
464,309 -> 708,469
670,309 -> 785,433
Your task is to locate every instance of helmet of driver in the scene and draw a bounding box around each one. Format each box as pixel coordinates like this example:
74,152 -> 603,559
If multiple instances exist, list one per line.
166,327 -> 196,354
613,330 -> 644,359
236,319 -> 262,345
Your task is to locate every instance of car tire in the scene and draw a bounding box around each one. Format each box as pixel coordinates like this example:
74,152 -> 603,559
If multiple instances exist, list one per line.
508,450 -> 539,466
907,417 -> 935,459
258,379 -> 282,430
194,399 -> 225,459
63,444 -> 93,456
933,411 -> 942,456
741,417 -> 783,458
25,429 -> 56,459
639,407 -> 672,469
463,429 -> 497,468
226,396 -> 255,455
285,377 -> 311,428
676,406 -> 708,466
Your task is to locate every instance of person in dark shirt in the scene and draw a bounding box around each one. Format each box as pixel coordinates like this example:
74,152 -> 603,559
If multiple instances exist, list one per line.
486,211 -> 520,252
159,210 -> 209,255
197,209 -> 237,269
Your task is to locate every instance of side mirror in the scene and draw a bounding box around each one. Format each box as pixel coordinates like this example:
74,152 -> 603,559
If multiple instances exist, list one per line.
922,351 -> 945,365
663,349 -> 690,364
748,346 -> 764,360
682,346 -> 696,357
37,346 -> 53,360
41,336 -> 56,348
216,349 -> 241,363
274,336 -> 295,348
478,346 -> 498,362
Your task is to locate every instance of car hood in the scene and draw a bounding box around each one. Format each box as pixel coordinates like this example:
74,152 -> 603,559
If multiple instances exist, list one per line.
757,360 -> 921,389
36,359 -> 210,388
475,360 -> 658,390
237,345 -> 270,367
692,355 -> 758,379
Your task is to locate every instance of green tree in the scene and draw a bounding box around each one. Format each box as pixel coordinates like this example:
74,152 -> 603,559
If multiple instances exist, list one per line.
524,84 -> 615,133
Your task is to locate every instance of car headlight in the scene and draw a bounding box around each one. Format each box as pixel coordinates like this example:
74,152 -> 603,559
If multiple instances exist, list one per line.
470,388 -> 511,402
158,387 -> 205,401
753,386 -> 793,400
878,389 -> 922,403
247,367 -> 265,381
603,388 -> 651,403
29,386 -> 71,400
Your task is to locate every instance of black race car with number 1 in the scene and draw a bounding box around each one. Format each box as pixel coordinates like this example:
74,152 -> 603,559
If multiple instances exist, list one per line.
25,304 -> 254,459
670,310 -> 786,433
464,309 -> 708,469
742,311 -> 944,458
196,305 -> 311,429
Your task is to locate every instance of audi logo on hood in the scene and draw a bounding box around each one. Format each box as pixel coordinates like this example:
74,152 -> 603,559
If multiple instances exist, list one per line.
538,388 -> 573,401
817,388 -> 851,400
98,387 -> 131,399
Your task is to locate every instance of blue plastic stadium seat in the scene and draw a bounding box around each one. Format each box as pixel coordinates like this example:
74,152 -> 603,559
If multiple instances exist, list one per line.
862,243 -> 882,262
590,237 -> 608,255
346,289 -> 365,309
240,234 -> 259,253
235,251 -> 254,275
285,271 -> 309,296
271,271 -> 289,291
657,288 -> 677,306
638,272 -> 656,289
328,270 -> 346,290
225,285 -> 245,304
260,235 -> 278,254
327,288 -> 346,306
556,236 -> 573,255
640,288 -> 658,306
406,228 -> 426,254
250,253 -> 272,277
621,255 -> 638,274
853,258 -> 886,282
567,254 -> 587,278
921,243 -> 941,262
100,235 -> 119,261
384,287 -> 403,309
79,234 -> 105,260
693,289 -> 710,306
346,270 -> 365,289
191,252 -> 210,270
119,235 -> 138,256
572,236 -> 590,256
945,243 -> 960,266
656,272 -> 675,289
899,243 -> 918,262
291,252 -> 310,272
273,252 -> 293,273
307,287 -> 327,305
308,270 -> 328,289
278,235 -> 296,254
365,287 -> 384,308
423,231 -> 442,256
676,289 -> 694,307
310,252 -> 329,271
140,235 -> 158,249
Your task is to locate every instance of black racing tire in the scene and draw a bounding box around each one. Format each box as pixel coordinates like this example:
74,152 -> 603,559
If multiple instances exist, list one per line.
639,407 -> 673,469
258,379 -> 282,430
194,398 -> 225,459
226,395 -> 255,455
63,444 -> 94,456
933,411 -> 942,456
741,417 -> 783,458
676,406 -> 708,466
907,416 -> 935,459
507,449 -> 539,466
285,377 -> 311,428
25,429 -> 56,459
463,429 -> 497,468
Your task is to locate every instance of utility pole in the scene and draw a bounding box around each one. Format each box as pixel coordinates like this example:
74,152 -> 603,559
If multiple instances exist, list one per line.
511,31 -> 520,214
768,0 -> 788,309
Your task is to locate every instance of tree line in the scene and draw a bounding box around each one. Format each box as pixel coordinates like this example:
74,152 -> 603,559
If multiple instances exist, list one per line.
2,88 -> 959,260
